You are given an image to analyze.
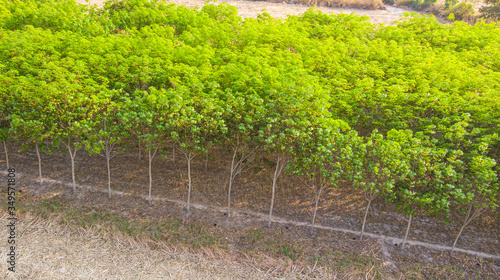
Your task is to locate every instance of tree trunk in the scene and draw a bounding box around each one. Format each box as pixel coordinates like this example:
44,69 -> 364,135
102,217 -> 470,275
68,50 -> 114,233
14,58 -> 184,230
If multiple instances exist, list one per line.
311,185 -> 324,235
106,153 -> 111,199
148,149 -> 153,202
68,147 -> 76,193
138,141 -> 142,161
451,202 -> 474,257
172,146 -> 175,164
227,147 -> 238,218
360,199 -> 372,241
45,138 -> 50,151
205,150 -> 208,172
268,156 -> 285,228
451,220 -> 468,257
401,213 -> 412,250
145,146 -> 159,203
227,175 -> 234,218
36,144 -> 42,186
186,154 -> 192,214
3,141 -> 9,170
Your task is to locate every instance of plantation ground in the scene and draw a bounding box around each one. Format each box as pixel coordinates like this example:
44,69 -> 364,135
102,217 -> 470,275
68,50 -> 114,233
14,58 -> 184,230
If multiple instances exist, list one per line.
1,143 -> 499,279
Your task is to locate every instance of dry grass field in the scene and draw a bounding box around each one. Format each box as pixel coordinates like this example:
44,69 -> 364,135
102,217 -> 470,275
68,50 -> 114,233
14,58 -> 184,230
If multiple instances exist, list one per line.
0,212 -> 330,280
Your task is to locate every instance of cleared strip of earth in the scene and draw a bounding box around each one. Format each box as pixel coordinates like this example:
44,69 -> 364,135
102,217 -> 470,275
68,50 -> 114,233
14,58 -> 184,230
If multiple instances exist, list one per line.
5,171 -> 500,261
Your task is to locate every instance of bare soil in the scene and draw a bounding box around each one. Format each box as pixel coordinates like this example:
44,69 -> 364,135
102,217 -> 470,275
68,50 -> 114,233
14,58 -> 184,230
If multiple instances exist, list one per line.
78,0 -> 449,24
1,142 -> 499,279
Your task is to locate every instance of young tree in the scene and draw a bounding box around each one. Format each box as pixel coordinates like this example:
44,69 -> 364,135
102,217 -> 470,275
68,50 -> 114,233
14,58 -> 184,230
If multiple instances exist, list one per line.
289,121 -> 351,234
120,88 -> 169,203
9,78 -> 54,186
449,132 -> 498,256
54,90 -> 99,193
415,114 -> 499,256
0,75 -> 11,171
85,89 -> 125,199
259,81 -> 327,228
0,26 -> 60,173
354,130 -> 410,241
41,61 -> 103,193
225,135 -> 255,218
170,89 -> 225,214
220,90 -> 264,219
387,129 -> 453,250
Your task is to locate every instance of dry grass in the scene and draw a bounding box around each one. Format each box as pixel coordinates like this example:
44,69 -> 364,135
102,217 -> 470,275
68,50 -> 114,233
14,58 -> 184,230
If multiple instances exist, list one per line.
393,0 -> 492,24
0,211 -> 333,280
294,0 -> 384,10
78,0 -> 413,26
81,0 -> 385,10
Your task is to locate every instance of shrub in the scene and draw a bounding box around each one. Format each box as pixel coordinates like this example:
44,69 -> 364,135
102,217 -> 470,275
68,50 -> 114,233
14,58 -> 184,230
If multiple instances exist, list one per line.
449,1 -> 475,20
480,0 -> 500,20
410,0 -> 438,9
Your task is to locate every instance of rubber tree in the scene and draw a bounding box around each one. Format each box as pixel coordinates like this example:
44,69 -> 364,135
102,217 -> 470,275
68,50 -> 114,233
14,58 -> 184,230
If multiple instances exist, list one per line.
289,120 -> 351,234
0,25 -> 68,174
120,88 -> 169,203
259,79 -> 326,228
212,34 -> 274,220
220,88 -> 264,219
441,118 -> 500,257
259,92 -> 290,228
8,77 -> 56,186
170,87 -> 225,214
450,146 -> 498,256
387,129 -> 452,250
411,113 -> 498,256
354,130 -> 410,241
0,25 -> 101,193
53,85 -> 100,193
389,131 -> 422,250
84,89 -> 125,199
0,72 -> 12,171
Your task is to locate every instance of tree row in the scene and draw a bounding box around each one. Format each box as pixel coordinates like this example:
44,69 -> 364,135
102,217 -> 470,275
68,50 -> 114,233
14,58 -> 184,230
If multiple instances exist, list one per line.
0,0 -> 498,256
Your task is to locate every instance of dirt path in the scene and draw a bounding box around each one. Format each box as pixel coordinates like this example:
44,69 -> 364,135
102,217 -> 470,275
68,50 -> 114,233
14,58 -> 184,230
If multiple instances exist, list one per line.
77,0 -> 446,25
8,171 -> 500,261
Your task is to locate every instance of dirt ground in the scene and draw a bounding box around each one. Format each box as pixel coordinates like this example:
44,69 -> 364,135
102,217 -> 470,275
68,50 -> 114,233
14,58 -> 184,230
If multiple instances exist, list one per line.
77,0 -> 449,24
1,141 -> 499,279
0,212 -> 326,280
